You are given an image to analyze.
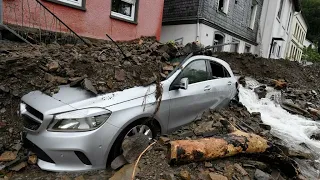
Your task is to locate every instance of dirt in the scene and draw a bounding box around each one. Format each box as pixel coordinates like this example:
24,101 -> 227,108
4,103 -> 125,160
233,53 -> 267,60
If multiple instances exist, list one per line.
1,39 -> 320,179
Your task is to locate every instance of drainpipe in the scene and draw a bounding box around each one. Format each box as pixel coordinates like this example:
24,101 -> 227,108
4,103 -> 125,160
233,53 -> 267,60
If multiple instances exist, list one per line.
0,0 -> 3,39
0,0 -> 3,25
196,0 -> 201,42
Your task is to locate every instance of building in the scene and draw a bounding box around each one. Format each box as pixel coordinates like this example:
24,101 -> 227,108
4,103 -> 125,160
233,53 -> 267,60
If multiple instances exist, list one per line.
2,0 -> 164,41
285,12 -> 308,62
160,0 -> 263,54
258,0 -> 301,59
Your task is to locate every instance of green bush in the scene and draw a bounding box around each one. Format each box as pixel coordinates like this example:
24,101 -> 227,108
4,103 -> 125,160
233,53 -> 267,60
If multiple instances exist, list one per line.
302,45 -> 320,62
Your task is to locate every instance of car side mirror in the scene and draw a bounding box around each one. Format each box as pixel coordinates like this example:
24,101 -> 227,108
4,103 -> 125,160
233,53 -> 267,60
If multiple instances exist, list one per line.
179,78 -> 189,90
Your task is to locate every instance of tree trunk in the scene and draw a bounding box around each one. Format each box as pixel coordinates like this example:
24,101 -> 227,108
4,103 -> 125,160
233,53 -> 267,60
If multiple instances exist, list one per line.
168,120 -> 271,164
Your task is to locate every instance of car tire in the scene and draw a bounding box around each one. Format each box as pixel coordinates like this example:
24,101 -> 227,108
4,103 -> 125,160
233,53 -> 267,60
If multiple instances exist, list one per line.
107,119 -> 159,166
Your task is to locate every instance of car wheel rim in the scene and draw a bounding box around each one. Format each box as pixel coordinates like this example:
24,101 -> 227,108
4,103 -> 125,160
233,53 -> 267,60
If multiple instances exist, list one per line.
124,125 -> 153,141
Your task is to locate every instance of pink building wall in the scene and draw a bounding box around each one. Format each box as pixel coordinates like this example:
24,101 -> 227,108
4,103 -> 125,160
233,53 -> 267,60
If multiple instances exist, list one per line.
3,0 -> 164,41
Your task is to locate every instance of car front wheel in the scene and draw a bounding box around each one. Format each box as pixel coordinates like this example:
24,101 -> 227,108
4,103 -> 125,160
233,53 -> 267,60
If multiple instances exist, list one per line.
107,119 -> 158,166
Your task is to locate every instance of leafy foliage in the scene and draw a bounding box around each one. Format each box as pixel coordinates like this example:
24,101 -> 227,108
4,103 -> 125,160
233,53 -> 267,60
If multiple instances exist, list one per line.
301,0 -> 320,42
302,43 -> 320,62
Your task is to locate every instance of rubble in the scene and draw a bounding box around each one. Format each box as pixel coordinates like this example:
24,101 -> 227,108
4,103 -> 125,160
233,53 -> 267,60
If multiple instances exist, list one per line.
0,152 -> 17,162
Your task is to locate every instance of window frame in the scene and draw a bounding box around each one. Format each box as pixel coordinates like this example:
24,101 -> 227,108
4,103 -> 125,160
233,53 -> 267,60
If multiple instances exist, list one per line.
44,0 -> 86,10
217,0 -> 230,14
169,60 -> 210,91
249,0 -> 258,29
244,44 -> 251,53
208,61 -> 231,79
110,0 -> 139,23
277,0 -> 284,19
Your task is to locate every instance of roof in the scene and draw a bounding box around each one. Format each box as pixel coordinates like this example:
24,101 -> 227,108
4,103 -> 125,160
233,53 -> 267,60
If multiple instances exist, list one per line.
293,0 -> 301,12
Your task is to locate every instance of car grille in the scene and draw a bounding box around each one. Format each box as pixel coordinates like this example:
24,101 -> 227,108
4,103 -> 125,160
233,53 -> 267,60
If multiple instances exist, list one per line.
22,115 -> 41,131
26,105 -> 43,120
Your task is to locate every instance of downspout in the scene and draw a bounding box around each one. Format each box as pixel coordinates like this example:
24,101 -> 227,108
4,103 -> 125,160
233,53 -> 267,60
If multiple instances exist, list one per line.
196,0 -> 201,41
0,0 -> 3,25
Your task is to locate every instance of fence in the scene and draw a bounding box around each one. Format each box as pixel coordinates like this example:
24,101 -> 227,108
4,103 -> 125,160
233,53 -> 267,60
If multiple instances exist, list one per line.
1,0 -> 88,45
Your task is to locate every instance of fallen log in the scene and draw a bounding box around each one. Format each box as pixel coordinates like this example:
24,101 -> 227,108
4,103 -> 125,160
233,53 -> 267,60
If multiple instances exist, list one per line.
168,120 -> 271,164
168,119 -> 300,178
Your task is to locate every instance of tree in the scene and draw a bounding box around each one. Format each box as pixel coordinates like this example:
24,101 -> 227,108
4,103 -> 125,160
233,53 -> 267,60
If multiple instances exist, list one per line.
302,43 -> 320,62
301,0 -> 320,44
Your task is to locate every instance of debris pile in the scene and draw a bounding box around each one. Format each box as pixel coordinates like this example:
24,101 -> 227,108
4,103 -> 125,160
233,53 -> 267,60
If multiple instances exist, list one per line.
131,102 -> 305,180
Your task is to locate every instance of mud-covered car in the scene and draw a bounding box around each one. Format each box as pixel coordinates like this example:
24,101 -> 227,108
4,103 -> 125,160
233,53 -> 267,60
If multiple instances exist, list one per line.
20,55 -> 238,172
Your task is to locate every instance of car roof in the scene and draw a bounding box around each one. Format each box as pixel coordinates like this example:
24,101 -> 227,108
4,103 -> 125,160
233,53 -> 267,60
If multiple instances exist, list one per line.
187,55 -> 231,68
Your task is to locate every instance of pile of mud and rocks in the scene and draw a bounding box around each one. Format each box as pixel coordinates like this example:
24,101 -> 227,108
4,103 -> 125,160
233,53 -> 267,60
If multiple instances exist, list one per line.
1,38 -> 320,179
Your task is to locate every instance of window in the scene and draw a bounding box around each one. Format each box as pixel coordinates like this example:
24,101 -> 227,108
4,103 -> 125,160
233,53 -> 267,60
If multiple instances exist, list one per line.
111,0 -> 138,22
45,0 -> 85,10
213,33 -> 225,52
218,0 -> 230,14
277,0 -> 284,19
245,45 -> 251,53
230,39 -> 240,53
277,46 -> 281,57
249,0 -> 258,29
178,60 -> 209,84
210,62 -> 231,79
272,42 -> 277,54
287,12 -> 292,31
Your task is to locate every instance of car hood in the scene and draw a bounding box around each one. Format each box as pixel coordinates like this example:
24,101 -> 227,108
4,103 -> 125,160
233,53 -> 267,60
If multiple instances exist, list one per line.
22,85 -> 157,115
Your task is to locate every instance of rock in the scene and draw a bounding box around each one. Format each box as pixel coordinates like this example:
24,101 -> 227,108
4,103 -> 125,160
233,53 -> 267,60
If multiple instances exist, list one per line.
311,133 -> 320,140
47,61 -> 59,72
28,154 -> 37,165
178,131 -> 194,138
234,163 -> 248,176
122,133 -> 149,163
179,170 -> 191,180
205,162 -> 213,168
162,173 -> 176,180
61,175 -> 71,180
11,143 -> 22,151
111,154 -> 128,170
208,173 -> 228,180
125,52 -> 132,57
243,160 -> 268,170
238,76 -> 246,87
0,108 -> 6,114
193,121 -> 214,136
74,175 -> 85,180
0,151 -> 17,162
162,52 -> 170,61
254,86 -> 267,99
163,65 -> 174,71
0,85 -> 9,93
287,149 -> 312,159
254,169 -> 271,180
159,136 -> 171,145
115,69 -> 126,81
10,161 -> 27,171
81,78 -> 98,95
259,123 -> 271,130
110,164 -> 139,180
202,129 -> 220,137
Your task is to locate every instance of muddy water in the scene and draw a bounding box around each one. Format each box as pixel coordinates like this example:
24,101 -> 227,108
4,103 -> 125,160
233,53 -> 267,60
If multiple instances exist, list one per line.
239,78 -> 320,179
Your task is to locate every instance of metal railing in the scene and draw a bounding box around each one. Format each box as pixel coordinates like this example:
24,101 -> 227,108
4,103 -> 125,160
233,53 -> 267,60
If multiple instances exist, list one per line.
1,0 -> 89,45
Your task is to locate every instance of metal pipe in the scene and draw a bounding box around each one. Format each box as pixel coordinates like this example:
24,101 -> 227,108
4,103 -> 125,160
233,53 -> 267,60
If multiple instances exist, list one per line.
0,0 -> 3,25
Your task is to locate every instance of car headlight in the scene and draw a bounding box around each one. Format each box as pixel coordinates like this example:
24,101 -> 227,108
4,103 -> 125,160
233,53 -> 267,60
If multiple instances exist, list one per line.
48,108 -> 112,132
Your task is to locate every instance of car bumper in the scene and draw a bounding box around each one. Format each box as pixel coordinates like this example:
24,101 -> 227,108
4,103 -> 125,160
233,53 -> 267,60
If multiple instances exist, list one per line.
23,122 -> 120,172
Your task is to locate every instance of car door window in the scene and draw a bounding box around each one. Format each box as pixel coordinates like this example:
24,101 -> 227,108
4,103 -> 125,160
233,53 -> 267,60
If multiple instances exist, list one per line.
177,60 -> 209,85
209,61 -> 231,79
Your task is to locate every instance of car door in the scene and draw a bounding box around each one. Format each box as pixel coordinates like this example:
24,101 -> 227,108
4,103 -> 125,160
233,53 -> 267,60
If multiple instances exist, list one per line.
207,61 -> 234,109
168,60 -> 214,130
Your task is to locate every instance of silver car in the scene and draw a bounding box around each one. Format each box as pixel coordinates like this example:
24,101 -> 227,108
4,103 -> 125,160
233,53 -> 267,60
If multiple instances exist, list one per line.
20,55 -> 238,172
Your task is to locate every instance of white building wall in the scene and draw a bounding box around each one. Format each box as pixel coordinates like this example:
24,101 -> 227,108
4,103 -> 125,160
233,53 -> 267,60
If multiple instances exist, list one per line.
160,24 -> 197,45
161,23 -> 256,54
304,39 -> 316,49
259,0 -> 295,59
